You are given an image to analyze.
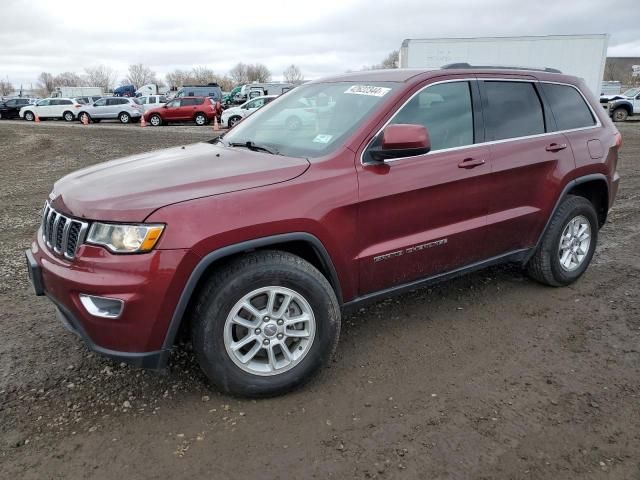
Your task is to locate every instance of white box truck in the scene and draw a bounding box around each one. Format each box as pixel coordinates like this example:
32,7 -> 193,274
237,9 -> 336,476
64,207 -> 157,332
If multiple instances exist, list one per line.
52,86 -> 103,98
399,34 -> 609,96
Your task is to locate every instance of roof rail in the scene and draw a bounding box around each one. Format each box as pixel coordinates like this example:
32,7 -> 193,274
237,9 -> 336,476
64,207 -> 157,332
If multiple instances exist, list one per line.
441,63 -> 562,74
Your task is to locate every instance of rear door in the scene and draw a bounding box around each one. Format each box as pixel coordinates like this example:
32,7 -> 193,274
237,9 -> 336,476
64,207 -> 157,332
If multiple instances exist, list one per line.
479,78 -> 576,256
356,77 -> 492,294
178,98 -> 199,120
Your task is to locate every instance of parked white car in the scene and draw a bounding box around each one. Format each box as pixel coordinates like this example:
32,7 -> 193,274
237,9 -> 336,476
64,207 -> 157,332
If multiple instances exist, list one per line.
221,95 -> 277,128
20,98 -> 83,122
137,95 -> 167,112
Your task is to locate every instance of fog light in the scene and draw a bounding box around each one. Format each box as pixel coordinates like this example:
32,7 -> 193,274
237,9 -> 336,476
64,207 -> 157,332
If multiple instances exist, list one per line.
79,294 -> 124,319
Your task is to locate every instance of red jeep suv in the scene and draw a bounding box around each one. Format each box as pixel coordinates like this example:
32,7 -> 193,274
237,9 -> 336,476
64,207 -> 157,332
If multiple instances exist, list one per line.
26,66 -> 621,396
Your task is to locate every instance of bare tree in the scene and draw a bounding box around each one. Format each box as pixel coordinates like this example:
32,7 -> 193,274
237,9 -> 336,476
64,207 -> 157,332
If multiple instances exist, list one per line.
283,64 -> 304,83
0,79 -> 13,96
380,50 -> 399,69
37,72 -> 56,95
190,66 -> 217,84
246,63 -> 272,83
229,63 -> 249,85
123,63 -> 157,88
84,65 -> 117,92
55,71 -> 84,87
165,69 -> 187,90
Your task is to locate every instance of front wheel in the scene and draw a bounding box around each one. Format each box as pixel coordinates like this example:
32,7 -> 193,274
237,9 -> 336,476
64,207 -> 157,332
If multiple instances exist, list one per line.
24,111 -> 35,121
118,112 -> 130,124
149,114 -> 162,126
526,195 -> 598,287
191,251 -> 341,397
228,115 -> 242,128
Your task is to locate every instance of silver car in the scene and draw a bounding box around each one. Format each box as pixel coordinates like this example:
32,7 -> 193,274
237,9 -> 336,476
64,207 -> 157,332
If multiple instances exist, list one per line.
77,97 -> 144,124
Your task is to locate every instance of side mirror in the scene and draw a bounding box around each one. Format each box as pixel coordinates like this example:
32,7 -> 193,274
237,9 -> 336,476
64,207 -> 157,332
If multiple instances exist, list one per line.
369,124 -> 431,162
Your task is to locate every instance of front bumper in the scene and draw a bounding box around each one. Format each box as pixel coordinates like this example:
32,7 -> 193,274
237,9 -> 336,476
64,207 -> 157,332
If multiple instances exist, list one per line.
26,229 -> 199,369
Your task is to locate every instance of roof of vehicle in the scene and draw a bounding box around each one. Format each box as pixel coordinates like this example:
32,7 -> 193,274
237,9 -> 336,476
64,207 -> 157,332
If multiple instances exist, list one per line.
309,66 -> 577,85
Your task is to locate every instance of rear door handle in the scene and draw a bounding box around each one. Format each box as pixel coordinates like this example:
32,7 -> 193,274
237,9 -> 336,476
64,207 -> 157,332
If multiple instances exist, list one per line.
545,143 -> 568,152
458,157 -> 485,169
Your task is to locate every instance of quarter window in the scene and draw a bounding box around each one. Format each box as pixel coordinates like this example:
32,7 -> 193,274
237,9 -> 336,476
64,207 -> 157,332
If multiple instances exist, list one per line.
483,81 -> 545,141
541,83 -> 596,131
388,81 -> 474,152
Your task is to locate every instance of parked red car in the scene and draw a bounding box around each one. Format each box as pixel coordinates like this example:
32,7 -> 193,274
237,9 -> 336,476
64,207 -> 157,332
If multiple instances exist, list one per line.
144,96 -> 220,126
27,66 -> 620,397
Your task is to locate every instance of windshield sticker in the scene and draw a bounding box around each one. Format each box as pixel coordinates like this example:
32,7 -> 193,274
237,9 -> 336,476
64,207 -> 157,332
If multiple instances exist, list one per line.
313,134 -> 333,144
344,85 -> 391,97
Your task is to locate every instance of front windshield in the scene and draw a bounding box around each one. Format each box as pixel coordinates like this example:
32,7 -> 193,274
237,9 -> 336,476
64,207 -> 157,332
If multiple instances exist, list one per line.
623,88 -> 639,97
222,81 -> 399,158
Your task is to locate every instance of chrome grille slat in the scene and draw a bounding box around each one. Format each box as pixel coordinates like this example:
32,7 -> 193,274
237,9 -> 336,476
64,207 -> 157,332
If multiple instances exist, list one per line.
42,202 -> 89,261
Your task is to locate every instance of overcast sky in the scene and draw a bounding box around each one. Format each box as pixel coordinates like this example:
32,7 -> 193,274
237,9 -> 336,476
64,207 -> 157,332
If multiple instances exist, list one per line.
1,0 -> 639,87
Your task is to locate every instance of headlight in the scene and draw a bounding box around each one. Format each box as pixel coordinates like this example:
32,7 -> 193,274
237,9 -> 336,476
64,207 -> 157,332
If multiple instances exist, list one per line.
87,223 -> 164,253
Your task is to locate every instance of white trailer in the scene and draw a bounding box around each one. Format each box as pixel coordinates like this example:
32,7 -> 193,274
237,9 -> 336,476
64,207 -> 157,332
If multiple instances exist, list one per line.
399,34 -> 609,96
52,86 -> 103,98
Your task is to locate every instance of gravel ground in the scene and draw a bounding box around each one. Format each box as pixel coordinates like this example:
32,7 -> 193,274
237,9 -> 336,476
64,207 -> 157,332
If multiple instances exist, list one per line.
0,119 -> 639,479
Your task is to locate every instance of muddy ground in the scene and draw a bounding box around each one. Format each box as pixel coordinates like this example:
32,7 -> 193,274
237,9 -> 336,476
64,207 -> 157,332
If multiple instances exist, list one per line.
0,119 -> 639,479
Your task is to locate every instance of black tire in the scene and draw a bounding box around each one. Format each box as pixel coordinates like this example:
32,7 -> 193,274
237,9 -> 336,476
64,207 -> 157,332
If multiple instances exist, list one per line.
526,195 -> 598,287
149,114 -> 162,126
118,112 -> 130,124
194,112 -> 208,126
78,112 -> 91,123
63,111 -> 74,122
286,115 -> 302,130
24,111 -> 35,121
611,107 -> 628,122
191,250 -> 341,397
228,115 -> 242,128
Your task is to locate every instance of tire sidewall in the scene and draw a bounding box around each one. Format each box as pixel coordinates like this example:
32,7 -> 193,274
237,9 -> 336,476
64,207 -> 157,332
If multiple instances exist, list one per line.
548,200 -> 598,284
150,114 -> 161,126
119,112 -> 130,123
194,263 -> 339,397
612,108 -> 627,122
63,111 -> 74,122
195,113 -> 206,125
25,111 -> 34,121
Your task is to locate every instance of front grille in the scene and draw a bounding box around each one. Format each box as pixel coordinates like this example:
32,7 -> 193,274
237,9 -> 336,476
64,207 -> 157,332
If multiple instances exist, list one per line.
41,202 -> 89,260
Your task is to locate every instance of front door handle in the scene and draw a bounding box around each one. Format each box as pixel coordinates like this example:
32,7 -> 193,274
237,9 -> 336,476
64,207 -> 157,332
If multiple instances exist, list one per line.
458,157 -> 485,169
545,143 -> 568,152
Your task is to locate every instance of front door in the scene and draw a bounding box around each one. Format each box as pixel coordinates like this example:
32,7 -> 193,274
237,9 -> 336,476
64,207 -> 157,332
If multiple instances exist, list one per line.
91,98 -> 108,118
163,99 -> 182,121
356,79 -> 492,295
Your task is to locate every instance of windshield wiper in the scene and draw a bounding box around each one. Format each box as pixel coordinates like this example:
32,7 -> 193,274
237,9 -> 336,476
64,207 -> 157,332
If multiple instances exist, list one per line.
228,141 -> 278,155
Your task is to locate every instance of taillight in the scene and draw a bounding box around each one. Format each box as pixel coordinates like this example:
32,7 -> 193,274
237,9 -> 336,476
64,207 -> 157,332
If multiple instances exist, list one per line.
614,131 -> 622,150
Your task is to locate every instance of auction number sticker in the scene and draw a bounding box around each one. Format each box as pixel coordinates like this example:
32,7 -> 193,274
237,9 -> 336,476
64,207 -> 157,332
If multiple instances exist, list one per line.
344,85 -> 391,97
313,134 -> 333,143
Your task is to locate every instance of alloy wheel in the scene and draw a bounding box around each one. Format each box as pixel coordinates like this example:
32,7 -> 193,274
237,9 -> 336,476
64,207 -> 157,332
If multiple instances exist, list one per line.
223,286 -> 316,376
558,215 -> 591,271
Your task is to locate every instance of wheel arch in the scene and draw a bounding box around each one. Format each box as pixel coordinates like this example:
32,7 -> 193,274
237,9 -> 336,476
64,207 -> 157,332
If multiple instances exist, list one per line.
161,232 -> 342,350
524,173 -> 609,264
611,101 -> 632,114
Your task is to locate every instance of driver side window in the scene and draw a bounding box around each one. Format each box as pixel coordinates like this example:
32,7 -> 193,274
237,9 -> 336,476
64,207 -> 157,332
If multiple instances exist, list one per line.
387,81 -> 474,152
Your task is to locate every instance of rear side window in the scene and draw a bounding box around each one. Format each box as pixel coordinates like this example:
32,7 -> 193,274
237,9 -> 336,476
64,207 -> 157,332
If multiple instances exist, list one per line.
388,81 -> 474,151
541,83 -> 596,131
483,81 -> 545,141
181,98 -> 202,106
59,99 -> 73,105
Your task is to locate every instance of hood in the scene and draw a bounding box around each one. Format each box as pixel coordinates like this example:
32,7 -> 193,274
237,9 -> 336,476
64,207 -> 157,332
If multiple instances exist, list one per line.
50,142 -> 310,222
223,106 -> 241,116
600,94 -> 626,102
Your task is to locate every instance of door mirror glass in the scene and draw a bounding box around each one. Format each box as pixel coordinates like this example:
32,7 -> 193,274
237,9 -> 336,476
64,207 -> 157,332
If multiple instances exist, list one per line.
369,124 -> 431,162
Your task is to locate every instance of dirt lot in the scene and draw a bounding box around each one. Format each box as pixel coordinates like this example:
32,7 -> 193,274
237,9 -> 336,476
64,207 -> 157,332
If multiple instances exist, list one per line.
1,119 -> 639,479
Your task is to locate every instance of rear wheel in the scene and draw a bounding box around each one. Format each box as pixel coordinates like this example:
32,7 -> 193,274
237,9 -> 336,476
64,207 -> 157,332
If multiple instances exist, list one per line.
194,112 -> 207,126
63,111 -> 74,122
24,111 -> 35,121
611,107 -> 628,122
526,195 -> 598,286
191,251 -> 341,397
286,115 -> 302,130
118,112 -> 130,124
